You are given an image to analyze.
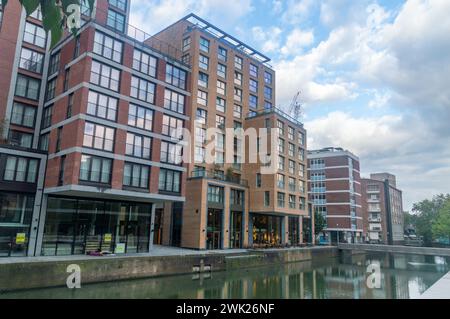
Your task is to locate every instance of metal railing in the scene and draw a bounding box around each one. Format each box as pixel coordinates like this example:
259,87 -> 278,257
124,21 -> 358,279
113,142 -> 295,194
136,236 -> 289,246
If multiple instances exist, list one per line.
246,106 -> 304,127
190,170 -> 248,187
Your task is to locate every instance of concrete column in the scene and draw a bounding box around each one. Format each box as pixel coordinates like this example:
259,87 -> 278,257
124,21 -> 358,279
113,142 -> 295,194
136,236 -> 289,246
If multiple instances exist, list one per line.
32,194 -> 48,256
149,204 -> 156,252
282,216 -> 289,245
222,187 -> 231,249
299,216 -> 304,244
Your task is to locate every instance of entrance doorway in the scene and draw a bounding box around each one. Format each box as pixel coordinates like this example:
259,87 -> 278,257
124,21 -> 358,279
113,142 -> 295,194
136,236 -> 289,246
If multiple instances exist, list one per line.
230,211 -> 242,249
153,209 -> 164,245
288,217 -> 299,246
170,203 -> 183,247
207,208 -> 222,250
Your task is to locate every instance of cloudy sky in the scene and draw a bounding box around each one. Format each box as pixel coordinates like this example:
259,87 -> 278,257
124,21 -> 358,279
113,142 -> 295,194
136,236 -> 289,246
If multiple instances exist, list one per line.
129,0 -> 450,210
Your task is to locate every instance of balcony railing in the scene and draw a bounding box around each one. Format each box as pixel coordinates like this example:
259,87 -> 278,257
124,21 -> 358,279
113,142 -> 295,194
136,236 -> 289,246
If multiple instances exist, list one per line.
246,106 -> 304,127
190,170 -> 248,187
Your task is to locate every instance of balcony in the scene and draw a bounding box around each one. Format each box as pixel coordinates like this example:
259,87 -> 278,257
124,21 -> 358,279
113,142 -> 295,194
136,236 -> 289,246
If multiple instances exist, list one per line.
190,170 -> 248,187
369,217 -> 382,222
246,106 -> 304,127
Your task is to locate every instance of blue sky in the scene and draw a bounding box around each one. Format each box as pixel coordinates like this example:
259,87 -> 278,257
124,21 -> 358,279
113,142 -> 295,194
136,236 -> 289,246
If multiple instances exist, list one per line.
129,0 -> 450,210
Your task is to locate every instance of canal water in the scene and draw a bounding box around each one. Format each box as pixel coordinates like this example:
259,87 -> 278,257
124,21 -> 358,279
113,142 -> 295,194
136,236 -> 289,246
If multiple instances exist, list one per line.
1,253 -> 449,299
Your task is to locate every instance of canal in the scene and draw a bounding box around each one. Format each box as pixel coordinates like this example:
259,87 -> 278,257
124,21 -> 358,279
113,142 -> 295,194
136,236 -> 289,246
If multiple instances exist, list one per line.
1,253 -> 449,299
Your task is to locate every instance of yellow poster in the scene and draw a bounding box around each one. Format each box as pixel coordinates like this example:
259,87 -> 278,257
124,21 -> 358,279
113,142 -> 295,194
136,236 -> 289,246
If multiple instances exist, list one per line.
16,233 -> 26,244
104,234 -> 112,243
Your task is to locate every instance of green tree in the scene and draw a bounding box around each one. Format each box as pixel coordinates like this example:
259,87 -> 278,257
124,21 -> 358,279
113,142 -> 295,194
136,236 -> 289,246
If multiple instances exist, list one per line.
1,0 -> 94,48
314,210 -> 327,235
412,194 -> 450,245
432,199 -> 450,243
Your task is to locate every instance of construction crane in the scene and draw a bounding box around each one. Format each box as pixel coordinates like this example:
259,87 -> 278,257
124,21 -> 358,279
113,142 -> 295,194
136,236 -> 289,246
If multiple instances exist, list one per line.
288,91 -> 303,122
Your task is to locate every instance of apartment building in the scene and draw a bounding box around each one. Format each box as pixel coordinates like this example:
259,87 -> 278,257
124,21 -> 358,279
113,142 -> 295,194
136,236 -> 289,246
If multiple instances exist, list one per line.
308,147 -> 363,244
152,14 -> 310,249
0,0 -> 189,257
361,173 -> 404,245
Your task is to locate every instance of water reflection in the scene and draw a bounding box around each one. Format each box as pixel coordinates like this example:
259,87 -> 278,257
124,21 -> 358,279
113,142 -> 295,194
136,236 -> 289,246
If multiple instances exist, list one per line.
1,253 -> 448,299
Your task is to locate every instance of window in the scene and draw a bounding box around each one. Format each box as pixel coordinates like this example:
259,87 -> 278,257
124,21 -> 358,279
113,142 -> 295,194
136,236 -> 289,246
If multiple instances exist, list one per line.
39,134 -> 49,151
234,88 -> 242,102
299,180 -> 306,194
216,133 -> 225,149
264,191 -> 270,207
162,115 -> 183,139
58,156 -> 66,186
277,120 -> 285,136
249,95 -> 258,109
8,130 -> 32,148
234,72 -> 242,86
199,55 -> 209,70
94,31 -> 123,63
264,71 -> 273,85
74,35 -> 81,58
196,108 -> 207,125
63,68 -> 70,92
197,90 -> 208,106
80,155 -> 112,184
278,155 -> 285,171
11,103 -> 35,128
109,0 -> 127,11
298,148 -> 305,161
23,22 -> 46,47
90,61 -> 120,91
46,78 -> 56,101
48,52 -> 60,75
166,64 -> 187,90
164,89 -> 185,114
288,127 -> 295,140
289,195 -> 296,209
182,37 -> 191,52
249,79 -> 258,93
198,72 -> 208,88
216,96 -> 226,112
131,49 -> 157,77
3,156 -> 38,183
265,86 -> 273,100
265,101 -> 273,110
277,174 -> 285,189
199,37 -> 210,53
158,169 -> 181,193
277,192 -> 285,208
217,64 -> 226,79
298,131 -> 305,146
207,185 -> 224,203
41,105 -> 52,128
30,6 -> 43,20
230,189 -> 244,206
288,143 -> 295,157
123,163 -> 149,189
15,75 -> 40,100
160,141 -> 183,165
298,164 -> 305,177
299,197 -> 306,210
278,138 -> 285,153
310,159 -> 325,169
233,104 -> 242,119
289,177 -> 296,192
182,54 -> 190,65
83,122 -> 115,152
195,146 -> 205,163
289,160 -> 295,174
87,91 -> 118,122
216,115 -> 225,129
106,9 -> 125,32
195,127 -> 206,145
217,80 -> 226,96
128,104 -> 153,131
218,47 -> 227,62
126,133 -> 151,159
250,64 -> 258,77
131,76 -> 155,103
19,48 -> 44,73
55,127 -> 63,152
256,173 -> 262,188
235,56 -> 243,70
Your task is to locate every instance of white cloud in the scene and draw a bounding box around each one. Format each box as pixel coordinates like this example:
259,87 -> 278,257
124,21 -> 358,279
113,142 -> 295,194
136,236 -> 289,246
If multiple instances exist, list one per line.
280,28 -> 314,56
282,0 -> 316,24
251,26 -> 282,53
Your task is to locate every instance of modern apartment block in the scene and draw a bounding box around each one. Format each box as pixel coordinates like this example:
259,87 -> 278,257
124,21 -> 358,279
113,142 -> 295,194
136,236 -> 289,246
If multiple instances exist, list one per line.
361,173 -> 404,245
0,0 -> 190,257
151,14 -> 310,250
308,147 -> 363,244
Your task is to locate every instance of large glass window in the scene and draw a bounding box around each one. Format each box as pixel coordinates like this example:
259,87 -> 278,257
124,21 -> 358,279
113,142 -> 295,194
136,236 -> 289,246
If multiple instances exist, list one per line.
264,86 -> 273,100
218,47 -> 227,62
128,104 -> 153,131
207,185 -> 224,203
90,61 -> 120,91
217,80 -> 226,95
48,52 -> 60,75
166,64 -> 187,90
162,115 -> 183,139
199,37 -> 210,53
249,95 -> 258,109
87,91 -> 118,122
198,72 -> 208,88
158,169 -> 181,193
109,0 -> 127,11
3,156 -> 38,183
160,141 -> 183,165
11,103 -> 36,128
249,79 -> 258,93
164,89 -> 185,114
197,90 -> 208,106
131,76 -> 155,103
123,163 -> 149,189
93,31 -> 123,63
8,130 -> 32,148
125,133 -> 151,159
106,9 -> 125,32
235,56 -> 243,70
233,104 -> 242,119
196,108 -> 207,125
216,97 -> 226,113
45,78 -> 56,101
217,64 -> 226,79
132,49 -> 157,77
41,105 -> 52,129
199,55 -> 209,70
234,71 -> 242,86
15,75 -> 40,100
265,71 -> 273,85
250,64 -> 258,77
23,22 -> 46,47
83,122 -> 115,152
79,155 -> 112,184
19,48 -> 44,73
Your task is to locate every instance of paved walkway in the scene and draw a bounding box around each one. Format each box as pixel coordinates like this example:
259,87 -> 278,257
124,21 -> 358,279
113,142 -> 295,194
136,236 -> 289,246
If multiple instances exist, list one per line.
417,271 -> 450,299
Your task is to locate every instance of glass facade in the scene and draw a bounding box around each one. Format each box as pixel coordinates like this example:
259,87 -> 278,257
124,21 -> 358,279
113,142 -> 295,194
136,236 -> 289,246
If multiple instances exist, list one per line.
252,214 -> 283,248
0,192 -> 34,257
42,197 -> 152,256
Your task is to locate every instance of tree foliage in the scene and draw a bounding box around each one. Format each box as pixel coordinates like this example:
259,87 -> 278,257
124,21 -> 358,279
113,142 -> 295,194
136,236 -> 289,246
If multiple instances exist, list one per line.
314,210 -> 327,235
1,0 -> 95,48
432,199 -> 450,241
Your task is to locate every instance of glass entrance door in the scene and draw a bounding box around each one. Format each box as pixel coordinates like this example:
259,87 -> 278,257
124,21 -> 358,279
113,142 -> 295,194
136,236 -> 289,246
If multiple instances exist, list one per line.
288,217 -> 299,246
207,208 -> 222,250
230,211 -> 242,249
153,209 -> 164,245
